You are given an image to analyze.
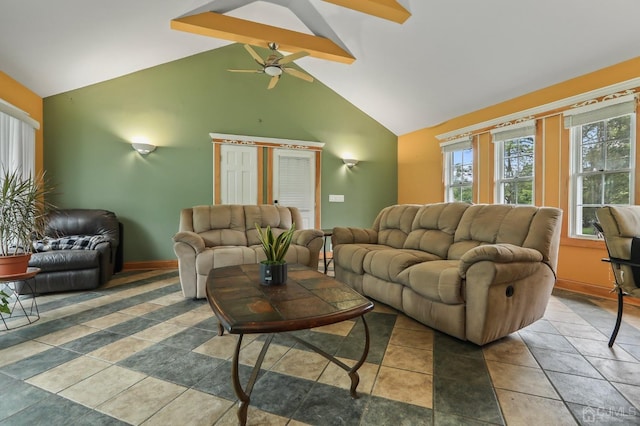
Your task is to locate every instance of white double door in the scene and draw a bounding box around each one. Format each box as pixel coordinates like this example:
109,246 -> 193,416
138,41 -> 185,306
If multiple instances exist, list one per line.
220,145 -> 315,228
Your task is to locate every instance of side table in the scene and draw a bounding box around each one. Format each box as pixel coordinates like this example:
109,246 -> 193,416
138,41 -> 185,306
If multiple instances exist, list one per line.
0,267 -> 40,330
322,229 -> 333,274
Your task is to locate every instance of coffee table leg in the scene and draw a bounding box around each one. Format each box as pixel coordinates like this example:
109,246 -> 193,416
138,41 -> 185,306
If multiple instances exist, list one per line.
232,333 -> 274,426
348,315 -> 370,398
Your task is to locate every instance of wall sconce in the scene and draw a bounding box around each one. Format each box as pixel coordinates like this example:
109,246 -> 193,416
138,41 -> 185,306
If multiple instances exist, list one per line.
343,158 -> 359,168
132,142 -> 156,156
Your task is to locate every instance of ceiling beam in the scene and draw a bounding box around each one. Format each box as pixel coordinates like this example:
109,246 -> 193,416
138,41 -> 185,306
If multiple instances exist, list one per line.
322,0 -> 411,24
171,12 -> 355,64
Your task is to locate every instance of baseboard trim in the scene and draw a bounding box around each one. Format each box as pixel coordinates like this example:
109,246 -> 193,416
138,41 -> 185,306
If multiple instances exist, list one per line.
122,260 -> 178,271
555,279 -> 640,307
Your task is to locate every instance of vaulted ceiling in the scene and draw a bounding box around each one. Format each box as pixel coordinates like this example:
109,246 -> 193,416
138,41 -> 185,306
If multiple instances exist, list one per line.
2,0 -> 640,135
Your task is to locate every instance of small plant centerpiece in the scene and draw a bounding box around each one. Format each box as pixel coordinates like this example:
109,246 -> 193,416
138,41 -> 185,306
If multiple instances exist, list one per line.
0,168 -> 51,277
255,223 -> 295,285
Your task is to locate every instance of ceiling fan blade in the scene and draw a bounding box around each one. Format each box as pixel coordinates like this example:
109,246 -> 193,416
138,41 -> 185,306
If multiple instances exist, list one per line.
283,67 -> 314,82
277,50 -> 309,65
244,44 -> 265,66
267,75 -> 280,90
227,69 -> 262,73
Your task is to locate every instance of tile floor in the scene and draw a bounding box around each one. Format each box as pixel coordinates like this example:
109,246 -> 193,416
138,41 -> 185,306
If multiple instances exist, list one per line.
0,268 -> 639,425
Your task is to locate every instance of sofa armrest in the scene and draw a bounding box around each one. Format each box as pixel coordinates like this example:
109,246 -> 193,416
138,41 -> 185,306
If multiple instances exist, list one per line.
172,231 -> 205,254
332,227 -> 378,246
292,229 -> 324,248
459,243 -> 543,278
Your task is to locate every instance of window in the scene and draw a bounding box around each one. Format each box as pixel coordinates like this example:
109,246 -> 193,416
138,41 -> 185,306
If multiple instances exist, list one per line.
441,137 -> 473,203
0,101 -> 37,178
492,122 -> 535,205
566,97 -> 636,237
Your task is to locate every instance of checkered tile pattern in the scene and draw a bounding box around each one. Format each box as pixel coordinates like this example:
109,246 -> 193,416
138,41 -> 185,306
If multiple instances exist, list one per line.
0,268 -> 640,425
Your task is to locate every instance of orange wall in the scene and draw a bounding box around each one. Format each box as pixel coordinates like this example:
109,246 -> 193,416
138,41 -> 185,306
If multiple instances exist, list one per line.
398,56 -> 640,303
0,72 -> 43,173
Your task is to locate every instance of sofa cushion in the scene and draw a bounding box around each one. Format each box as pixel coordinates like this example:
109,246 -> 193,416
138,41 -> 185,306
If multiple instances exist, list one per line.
195,246 -> 256,274
404,202 -> 469,258
333,244 -> 390,275
396,260 -> 463,305
375,204 -> 420,249
363,249 -> 440,282
245,205 -> 297,246
191,205 -> 248,246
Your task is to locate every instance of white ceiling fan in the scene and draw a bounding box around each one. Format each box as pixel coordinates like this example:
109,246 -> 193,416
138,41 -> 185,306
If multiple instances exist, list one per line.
228,43 -> 314,89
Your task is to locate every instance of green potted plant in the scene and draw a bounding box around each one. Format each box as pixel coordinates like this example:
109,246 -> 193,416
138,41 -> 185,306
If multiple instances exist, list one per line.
0,168 -> 51,276
255,223 -> 295,285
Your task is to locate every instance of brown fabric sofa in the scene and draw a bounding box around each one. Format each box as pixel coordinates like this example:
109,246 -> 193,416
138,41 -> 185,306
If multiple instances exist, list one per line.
332,202 -> 563,345
173,204 -> 324,299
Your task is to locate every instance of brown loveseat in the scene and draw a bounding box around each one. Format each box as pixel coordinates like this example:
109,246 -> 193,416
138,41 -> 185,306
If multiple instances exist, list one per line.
173,204 -> 324,298
332,202 -> 562,345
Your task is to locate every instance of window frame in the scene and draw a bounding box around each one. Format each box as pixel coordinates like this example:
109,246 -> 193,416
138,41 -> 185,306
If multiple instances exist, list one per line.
569,111 -> 636,239
494,135 -> 535,205
444,146 -> 473,203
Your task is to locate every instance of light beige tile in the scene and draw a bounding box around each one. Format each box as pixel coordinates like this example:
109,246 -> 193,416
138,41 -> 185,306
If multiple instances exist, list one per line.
119,302 -> 164,317
35,324 -> 97,346
166,306 -> 214,327
239,340 -> 289,370
97,376 -> 186,425
372,366 -> 432,408
150,292 -> 185,306
496,389 -> 577,426
317,358 -> 378,395
486,360 -> 559,399
82,312 -> 134,329
0,340 -> 51,367
143,388 -> 233,426
26,356 -> 111,393
214,405 -> 289,425
60,365 -> 147,407
311,320 -> 355,336
394,314 -> 428,331
612,382 -> 640,410
543,309 -> 590,325
105,270 -> 173,287
382,344 -> 432,374
371,303 -> 396,315
567,336 -> 637,362
132,322 -> 187,342
193,334 -> 237,360
88,336 -> 155,363
482,334 -> 539,368
271,347 -> 329,381
388,327 -> 433,351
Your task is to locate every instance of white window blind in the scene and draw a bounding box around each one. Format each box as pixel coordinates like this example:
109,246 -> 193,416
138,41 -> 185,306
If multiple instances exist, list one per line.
0,110 -> 36,179
440,136 -> 472,153
564,96 -> 636,128
276,155 -> 312,208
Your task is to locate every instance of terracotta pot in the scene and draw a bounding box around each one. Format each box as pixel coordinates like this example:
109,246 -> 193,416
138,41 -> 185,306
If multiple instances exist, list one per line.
259,262 -> 287,285
0,253 -> 31,276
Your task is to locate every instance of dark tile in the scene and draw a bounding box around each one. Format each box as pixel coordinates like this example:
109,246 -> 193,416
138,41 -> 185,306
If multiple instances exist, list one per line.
337,313 -> 392,364
434,353 -> 490,383
547,371 -> 634,411
60,329 -> 124,353
194,360 -> 263,401
0,347 -> 80,380
142,299 -> 200,322
521,319 -> 559,334
566,402 -> 640,425
192,316 -> 219,332
160,327 -> 214,350
71,409 -> 130,426
0,332 -> 27,350
529,346 -> 603,379
434,411 -> 500,426
250,371 -> 315,418
0,393 -> 94,425
290,328 -> 345,356
362,395 -> 433,426
434,332 -> 484,359
106,316 -> 159,335
0,380 -> 51,419
118,342 -> 178,371
519,329 -> 578,353
11,318 -> 74,340
292,381 -> 368,426
434,377 -> 503,424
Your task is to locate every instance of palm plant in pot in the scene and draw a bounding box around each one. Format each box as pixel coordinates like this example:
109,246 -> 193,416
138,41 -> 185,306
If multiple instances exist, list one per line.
255,223 -> 295,285
0,168 -> 51,277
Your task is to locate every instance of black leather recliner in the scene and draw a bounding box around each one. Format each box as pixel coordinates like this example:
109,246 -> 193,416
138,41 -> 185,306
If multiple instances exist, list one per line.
23,209 -> 122,294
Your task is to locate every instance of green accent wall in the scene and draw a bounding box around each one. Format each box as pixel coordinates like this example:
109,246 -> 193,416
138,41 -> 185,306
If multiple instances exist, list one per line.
43,44 -> 397,262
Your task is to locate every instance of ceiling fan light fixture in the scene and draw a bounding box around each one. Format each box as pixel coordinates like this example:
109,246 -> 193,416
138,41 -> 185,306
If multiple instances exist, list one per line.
264,65 -> 283,77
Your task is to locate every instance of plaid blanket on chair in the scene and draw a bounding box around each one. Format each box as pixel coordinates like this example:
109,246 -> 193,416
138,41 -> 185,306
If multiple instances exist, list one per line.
33,235 -> 109,252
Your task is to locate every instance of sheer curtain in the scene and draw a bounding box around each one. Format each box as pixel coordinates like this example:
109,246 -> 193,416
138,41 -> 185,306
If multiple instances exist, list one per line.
0,110 -> 36,179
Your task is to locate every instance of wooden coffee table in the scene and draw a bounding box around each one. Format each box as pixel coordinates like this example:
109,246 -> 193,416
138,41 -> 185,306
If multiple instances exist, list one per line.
206,263 -> 374,425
